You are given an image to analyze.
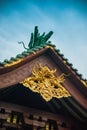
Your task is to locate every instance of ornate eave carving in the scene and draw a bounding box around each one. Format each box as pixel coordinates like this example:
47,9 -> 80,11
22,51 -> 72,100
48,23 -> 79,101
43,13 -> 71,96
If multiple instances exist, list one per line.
21,64 -> 70,101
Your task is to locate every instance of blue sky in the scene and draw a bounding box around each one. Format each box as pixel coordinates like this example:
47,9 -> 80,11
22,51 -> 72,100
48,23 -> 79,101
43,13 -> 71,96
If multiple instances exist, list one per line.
0,0 -> 87,78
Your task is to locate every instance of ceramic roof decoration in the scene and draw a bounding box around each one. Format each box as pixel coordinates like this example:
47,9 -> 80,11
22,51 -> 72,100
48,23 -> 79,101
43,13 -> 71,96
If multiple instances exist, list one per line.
0,26 -> 53,66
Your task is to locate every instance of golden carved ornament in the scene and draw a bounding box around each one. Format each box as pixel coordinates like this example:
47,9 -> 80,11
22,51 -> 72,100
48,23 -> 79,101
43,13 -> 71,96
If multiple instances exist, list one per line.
21,64 -> 70,101
81,80 -> 87,87
4,59 -> 22,67
45,45 -> 55,51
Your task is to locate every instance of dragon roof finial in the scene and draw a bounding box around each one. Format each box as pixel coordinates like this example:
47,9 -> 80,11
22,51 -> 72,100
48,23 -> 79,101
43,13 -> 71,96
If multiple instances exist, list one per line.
18,26 -> 53,50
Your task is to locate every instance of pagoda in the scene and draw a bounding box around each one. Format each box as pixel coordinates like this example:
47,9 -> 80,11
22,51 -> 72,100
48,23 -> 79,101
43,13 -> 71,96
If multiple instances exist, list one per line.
0,26 -> 87,130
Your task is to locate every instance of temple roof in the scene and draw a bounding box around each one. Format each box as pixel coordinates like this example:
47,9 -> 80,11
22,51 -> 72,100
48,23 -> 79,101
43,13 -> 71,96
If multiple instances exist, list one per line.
0,26 -> 87,124
0,26 -> 87,84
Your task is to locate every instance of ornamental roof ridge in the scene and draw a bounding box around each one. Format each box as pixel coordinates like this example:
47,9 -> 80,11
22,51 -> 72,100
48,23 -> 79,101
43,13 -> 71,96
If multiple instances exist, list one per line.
53,46 -> 87,87
0,26 -> 53,66
0,26 -> 87,86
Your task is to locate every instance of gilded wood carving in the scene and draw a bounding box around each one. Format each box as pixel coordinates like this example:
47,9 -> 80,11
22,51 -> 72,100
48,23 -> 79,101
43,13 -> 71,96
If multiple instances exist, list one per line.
21,64 -> 70,101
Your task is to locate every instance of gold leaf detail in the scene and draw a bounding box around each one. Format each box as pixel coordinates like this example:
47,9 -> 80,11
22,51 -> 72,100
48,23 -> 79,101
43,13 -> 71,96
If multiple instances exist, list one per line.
45,45 -> 55,50
81,80 -> 87,87
21,64 -> 70,101
4,59 -> 22,67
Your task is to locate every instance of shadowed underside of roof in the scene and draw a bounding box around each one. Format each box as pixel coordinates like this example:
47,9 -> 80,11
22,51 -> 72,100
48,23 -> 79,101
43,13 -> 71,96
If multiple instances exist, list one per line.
0,83 -> 87,123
